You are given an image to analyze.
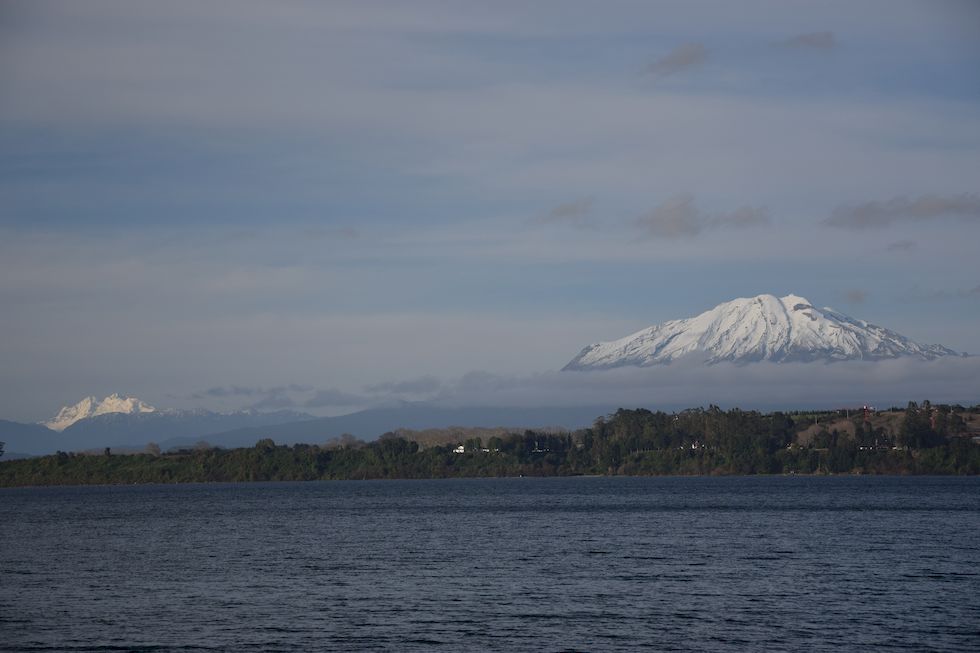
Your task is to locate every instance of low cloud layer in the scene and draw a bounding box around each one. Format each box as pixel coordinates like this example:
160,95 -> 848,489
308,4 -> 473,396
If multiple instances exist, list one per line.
428,357 -> 980,411
636,194 -> 769,238
189,357 -> 980,418
195,384 -> 312,401
192,384 -> 361,411
191,375 -> 451,414
364,375 -> 443,395
645,43 -> 707,78
303,388 -> 368,408
826,193 -> 980,229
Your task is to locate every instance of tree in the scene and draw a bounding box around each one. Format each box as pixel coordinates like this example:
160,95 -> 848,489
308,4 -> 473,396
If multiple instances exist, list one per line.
901,400 -> 940,449
0,440 -> 4,458
255,438 -> 277,453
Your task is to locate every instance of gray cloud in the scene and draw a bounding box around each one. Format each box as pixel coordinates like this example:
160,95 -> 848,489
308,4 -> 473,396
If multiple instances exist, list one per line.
430,357 -> 980,411
636,194 -> 769,238
778,31 -> 836,49
303,388 -> 367,408
455,370 -> 517,394
717,206 -> 771,229
136,357 -> 980,421
270,384 -> 315,395
199,385 -> 259,398
637,195 -> 702,237
645,43 -> 707,78
844,289 -> 867,304
195,384 -> 310,400
537,198 -> 595,228
194,384 -> 316,409
364,375 -> 443,395
826,193 -> 980,229
886,240 -> 916,252
197,378 -> 443,412
248,394 -> 298,410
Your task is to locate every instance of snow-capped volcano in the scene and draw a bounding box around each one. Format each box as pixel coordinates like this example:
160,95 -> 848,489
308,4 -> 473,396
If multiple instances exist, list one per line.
563,293 -> 963,370
43,393 -> 156,431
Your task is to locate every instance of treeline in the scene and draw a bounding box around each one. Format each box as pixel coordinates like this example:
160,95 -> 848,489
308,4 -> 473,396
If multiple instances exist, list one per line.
1,402 -> 978,486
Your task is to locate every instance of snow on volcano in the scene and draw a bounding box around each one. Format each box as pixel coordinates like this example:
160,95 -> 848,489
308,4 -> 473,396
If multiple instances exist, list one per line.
563,294 -> 963,370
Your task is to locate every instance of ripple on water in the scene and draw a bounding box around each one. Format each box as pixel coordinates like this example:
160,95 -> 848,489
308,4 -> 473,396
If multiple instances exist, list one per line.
1,476 -> 978,652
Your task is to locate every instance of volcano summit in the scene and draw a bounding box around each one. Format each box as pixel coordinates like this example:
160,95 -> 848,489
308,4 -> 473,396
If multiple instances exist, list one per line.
563,294 -> 963,370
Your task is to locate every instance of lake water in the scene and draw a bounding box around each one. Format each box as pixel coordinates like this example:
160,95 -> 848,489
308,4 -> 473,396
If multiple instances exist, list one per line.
2,476 -> 979,651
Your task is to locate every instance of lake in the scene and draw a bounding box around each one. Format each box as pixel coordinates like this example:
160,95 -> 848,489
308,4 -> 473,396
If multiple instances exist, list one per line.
2,476 -> 978,651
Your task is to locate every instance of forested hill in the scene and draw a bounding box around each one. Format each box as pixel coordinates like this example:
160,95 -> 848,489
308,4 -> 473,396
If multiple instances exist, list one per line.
2,402 -> 979,486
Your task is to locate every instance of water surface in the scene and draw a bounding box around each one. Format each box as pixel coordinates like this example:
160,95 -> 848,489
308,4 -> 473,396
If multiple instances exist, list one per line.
2,476 -> 978,651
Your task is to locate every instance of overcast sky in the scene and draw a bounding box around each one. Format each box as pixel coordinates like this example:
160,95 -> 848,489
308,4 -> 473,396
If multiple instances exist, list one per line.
2,1 -> 979,421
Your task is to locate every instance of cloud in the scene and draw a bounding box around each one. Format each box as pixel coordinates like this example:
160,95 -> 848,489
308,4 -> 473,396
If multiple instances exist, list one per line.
195,384 -> 310,400
248,394 -> 298,410
363,375 -> 443,395
718,206 -> 771,229
244,384 -> 366,410
637,195 -> 702,237
200,377 -> 446,411
454,370 -> 518,394
139,357 -> 980,420
886,240 -> 916,252
777,31 -> 836,49
428,357 -> 980,411
636,194 -> 769,238
198,385 -> 259,398
825,193 -> 980,229
203,376 -> 444,412
536,198 -> 595,228
270,384 -> 315,394
194,382 -> 396,411
193,383 -> 315,408
843,289 -> 867,304
303,388 -> 367,408
645,43 -> 707,78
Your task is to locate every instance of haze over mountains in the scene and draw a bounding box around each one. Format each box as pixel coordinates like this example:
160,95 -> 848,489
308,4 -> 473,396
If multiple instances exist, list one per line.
0,395 -> 315,456
565,294 -> 964,370
0,392 -> 611,456
1,294 -> 974,457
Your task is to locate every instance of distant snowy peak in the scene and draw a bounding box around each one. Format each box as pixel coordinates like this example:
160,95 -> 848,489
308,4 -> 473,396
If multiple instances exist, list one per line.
563,293 -> 963,370
43,393 -> 156,431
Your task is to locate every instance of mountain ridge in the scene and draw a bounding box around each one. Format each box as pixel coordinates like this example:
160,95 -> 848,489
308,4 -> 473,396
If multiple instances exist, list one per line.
43,393 -> 156,431
4,407 -> 315,456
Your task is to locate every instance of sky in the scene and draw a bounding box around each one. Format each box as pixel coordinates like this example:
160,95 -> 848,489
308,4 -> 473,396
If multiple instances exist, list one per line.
1,1 -> 979,422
